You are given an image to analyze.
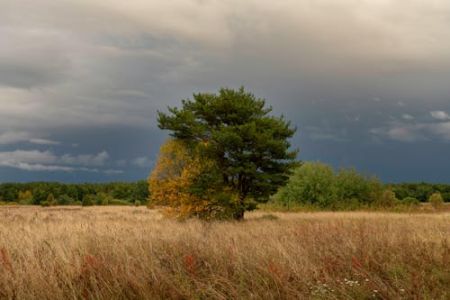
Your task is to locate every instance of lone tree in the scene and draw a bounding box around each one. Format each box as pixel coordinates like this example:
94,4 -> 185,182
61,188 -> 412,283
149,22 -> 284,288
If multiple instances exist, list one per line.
156,87 -> 298,220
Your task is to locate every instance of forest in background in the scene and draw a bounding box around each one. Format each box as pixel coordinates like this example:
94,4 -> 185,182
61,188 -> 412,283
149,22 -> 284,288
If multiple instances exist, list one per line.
0,181 -> 148,206
0,179 -> 448,206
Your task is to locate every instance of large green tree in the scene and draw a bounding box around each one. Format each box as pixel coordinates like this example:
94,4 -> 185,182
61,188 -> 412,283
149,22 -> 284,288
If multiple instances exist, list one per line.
157,87 -> 298,219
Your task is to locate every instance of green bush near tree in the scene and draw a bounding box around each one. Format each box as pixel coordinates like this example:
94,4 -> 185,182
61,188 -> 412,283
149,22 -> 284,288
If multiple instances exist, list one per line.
273,162 -> 384,210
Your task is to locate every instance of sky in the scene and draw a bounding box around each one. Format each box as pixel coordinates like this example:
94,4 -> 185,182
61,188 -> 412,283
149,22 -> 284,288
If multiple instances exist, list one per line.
1,0 -> 450,183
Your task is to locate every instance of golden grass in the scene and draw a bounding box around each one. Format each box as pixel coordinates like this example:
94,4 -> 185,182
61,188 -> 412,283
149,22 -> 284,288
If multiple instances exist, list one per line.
0,206 -> 449,299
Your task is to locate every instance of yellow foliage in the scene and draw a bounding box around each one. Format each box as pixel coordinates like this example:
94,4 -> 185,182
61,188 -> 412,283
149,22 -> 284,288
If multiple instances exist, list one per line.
148,139 -> 219,219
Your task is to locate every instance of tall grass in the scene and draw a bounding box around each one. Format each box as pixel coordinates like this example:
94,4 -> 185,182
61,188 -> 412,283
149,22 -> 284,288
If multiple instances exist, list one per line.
0,206 -> 449,299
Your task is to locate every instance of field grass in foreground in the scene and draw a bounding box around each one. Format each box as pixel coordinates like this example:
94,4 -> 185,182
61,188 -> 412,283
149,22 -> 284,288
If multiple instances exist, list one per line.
0,207 -> 449,299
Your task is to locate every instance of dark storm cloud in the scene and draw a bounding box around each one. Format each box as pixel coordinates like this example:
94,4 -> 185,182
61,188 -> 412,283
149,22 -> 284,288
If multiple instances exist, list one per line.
1,0 -> 450,182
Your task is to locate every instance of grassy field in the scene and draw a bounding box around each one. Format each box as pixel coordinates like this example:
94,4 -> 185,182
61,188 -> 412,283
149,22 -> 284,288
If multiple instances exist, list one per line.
0,207 -> 449,299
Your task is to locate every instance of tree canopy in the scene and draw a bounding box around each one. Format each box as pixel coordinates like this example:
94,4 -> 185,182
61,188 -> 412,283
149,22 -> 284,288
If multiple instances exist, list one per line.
156,87 -> 298,219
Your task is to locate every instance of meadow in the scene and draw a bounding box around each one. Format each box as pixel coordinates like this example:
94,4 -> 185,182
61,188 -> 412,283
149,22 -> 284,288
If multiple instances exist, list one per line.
0,206 -> 449,299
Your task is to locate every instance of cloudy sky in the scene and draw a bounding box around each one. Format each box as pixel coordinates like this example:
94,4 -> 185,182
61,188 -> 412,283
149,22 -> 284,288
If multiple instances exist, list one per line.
1,0 -> 450,183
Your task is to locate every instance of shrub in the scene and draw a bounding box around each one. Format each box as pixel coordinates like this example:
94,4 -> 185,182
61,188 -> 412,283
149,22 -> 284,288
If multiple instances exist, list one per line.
57,194 -> 74,205
46,193 -> 57,206
96,192 -> 112,205
273,162 -> 383,210
428,192 -> 444,209
374,190 -> 398,208
18,190 -> 34,205
402,196 -> 420,206
40,201 -> 50,207
134,200 -> 141,206
274,162 -> 336,208
82,195 -> 95,206
334,168 -> 383,207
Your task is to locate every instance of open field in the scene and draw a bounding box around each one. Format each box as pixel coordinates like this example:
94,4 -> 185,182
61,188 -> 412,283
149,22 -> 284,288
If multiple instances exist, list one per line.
0,207 -> 449,299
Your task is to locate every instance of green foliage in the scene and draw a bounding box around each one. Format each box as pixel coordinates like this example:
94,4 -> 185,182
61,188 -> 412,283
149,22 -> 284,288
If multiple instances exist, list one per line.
40,201 -> 51,207
46,193 -> 57,206
275,162 -> 335,208
401,197 -> 420,206
0,181 -> 149,206
334,168 -> 383,207
82,194 -> 95,206
428,192 -> 444,209
374,190 -> 398,208
40,193 -> 57,207
157,87 -> 297,219
390,183 -> 450,202
17,190 -> 33,205
57,194 -> 74,205
273,162 -> 384,210
96,192 -> 113,205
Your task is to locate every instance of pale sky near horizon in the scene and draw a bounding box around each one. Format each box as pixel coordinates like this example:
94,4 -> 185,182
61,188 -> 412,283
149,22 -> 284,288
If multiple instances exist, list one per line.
1,0 -> 450,182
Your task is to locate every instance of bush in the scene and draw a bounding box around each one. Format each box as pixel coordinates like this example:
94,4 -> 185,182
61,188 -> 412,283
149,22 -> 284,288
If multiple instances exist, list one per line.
18,190 -> 34,205
374,190 -> 398,208
134,200 -> 141,206
96,192 -> 112,205
273,162 -> 383,210
40,201 -> 50,207
428,192 -> 444,209
82,195 -> 95,206
402,196 -> 420,206
274,162 -> 336,208
334,169 -> 383,207
57,194 -> 74,205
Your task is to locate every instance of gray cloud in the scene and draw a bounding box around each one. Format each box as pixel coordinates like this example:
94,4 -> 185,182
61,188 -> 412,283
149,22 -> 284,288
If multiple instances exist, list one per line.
29,138 -> 61,145
1,0 -> 450,131
2,0 -> 450,181
430,111 -> 450,120
0,130 -> 60,145
131,156 -> 153,168
0,149 -> 115,172
0,131 -> 32,145
371,117 -> 450,143
60,151 -> 109,166
401,114 -> 414,120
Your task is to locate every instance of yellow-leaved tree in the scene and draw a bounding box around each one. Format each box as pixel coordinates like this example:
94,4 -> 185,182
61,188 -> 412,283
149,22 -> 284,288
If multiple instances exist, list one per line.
148,139 -> 236,219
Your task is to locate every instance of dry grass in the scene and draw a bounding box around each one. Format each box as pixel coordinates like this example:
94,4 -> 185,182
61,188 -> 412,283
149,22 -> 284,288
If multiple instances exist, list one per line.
0,206 -> 449,299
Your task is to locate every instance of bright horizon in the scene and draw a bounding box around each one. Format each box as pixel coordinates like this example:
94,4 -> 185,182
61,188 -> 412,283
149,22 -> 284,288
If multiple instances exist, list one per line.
1,0 -> 450,183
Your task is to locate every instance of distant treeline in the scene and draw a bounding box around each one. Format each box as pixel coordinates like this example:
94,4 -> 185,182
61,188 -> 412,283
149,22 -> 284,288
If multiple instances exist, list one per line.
389,183 -> 450,202
0,181 -> 149,206
0,180 -> 448,207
